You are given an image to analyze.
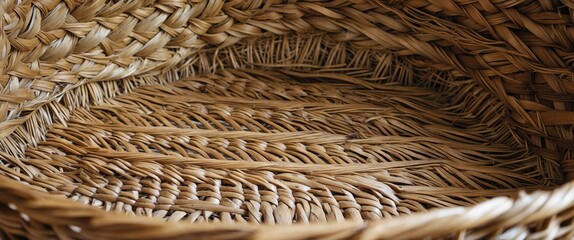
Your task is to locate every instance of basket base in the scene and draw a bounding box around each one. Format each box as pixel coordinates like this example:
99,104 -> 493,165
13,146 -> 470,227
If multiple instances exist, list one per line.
12,69 -> 553,223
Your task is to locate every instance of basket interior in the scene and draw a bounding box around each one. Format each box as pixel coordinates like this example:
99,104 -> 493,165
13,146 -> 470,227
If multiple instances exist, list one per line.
2,34 -> 563,223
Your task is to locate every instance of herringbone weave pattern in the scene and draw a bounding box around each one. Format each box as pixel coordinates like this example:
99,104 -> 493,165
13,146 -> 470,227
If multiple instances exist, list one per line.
1,0 -> 574,239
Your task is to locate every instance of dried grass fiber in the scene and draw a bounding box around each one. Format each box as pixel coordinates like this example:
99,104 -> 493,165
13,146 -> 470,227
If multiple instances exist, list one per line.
1,0 -> 574,239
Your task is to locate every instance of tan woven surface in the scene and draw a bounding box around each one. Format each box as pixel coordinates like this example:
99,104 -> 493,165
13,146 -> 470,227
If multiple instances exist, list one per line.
1,0 -> 574,239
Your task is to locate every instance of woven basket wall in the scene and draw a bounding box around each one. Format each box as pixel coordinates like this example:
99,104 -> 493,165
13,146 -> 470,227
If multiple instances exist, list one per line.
1,0 -> 574,239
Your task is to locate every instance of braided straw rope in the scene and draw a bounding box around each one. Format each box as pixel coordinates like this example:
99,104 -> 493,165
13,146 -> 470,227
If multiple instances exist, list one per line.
1,0 -> 574,239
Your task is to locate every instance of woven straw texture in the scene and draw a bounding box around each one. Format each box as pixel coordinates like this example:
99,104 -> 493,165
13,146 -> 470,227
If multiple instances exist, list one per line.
1,0 -> 574,239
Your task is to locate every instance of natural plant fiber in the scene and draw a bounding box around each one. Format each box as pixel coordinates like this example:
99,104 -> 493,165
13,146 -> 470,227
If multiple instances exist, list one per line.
1,0 -> 574,239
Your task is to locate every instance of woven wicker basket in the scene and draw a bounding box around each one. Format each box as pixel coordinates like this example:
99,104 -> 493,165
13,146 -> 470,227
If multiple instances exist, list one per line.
1,0 -> 574,239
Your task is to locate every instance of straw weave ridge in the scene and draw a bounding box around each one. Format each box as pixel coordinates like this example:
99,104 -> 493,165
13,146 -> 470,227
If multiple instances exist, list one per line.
1,0 -> 574,239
